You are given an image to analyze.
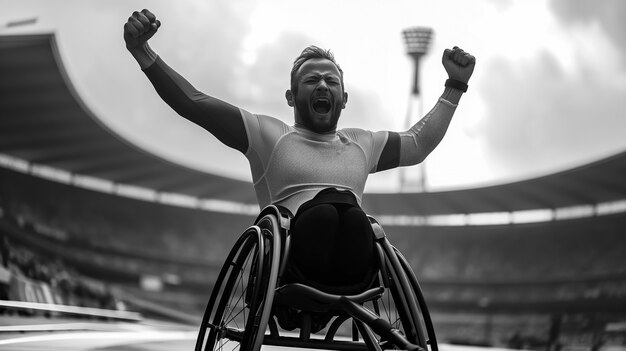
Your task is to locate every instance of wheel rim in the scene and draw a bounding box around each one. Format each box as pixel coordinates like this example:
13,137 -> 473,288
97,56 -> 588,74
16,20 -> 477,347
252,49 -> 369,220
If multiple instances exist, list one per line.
207,231 -> 264,351
202,214 -> 282,351
356,241 -> 426,349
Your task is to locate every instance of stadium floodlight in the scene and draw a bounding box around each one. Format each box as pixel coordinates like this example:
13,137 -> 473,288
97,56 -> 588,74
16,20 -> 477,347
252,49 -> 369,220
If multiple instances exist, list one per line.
401,26 -> 433,192
402,26 -> 433,95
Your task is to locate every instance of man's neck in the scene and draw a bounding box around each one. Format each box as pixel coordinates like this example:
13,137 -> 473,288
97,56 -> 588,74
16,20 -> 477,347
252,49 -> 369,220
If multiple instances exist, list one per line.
294,122 -> 336,133
293,124 -> 338,141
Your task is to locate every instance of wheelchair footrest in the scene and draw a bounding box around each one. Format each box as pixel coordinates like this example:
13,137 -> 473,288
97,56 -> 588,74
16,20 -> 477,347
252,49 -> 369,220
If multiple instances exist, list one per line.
274,283 -> 384,312
340,297 -> 424,351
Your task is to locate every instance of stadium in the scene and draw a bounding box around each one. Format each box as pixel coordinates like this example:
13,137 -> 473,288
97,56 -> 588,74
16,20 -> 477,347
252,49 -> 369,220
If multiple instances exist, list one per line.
2,10 -> 626,351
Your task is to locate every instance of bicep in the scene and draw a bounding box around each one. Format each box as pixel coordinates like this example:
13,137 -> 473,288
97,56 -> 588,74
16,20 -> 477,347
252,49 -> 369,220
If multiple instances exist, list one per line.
375,132 -> 401,172
190,95 -> 248,153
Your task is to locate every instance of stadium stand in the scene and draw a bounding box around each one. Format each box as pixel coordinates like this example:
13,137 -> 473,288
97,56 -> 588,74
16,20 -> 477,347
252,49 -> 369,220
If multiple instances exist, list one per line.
391,214 -> 626,282
0,167 -> 253,267
0,166 -> 251,316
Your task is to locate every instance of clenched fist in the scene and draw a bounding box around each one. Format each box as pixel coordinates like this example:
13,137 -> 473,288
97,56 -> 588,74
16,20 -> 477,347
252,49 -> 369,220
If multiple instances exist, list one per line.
123,9 -> 161,50
442,46 -> 476,84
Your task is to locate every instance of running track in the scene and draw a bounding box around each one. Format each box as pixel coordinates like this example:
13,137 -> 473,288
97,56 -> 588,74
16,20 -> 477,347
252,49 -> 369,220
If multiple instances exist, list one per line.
0,317 -> 513,351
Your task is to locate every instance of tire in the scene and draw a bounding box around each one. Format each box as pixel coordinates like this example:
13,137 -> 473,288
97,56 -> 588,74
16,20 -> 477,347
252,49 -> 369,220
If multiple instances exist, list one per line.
394,247 -> 438,351
196,214 -> 281,351
358,238 -> 432,350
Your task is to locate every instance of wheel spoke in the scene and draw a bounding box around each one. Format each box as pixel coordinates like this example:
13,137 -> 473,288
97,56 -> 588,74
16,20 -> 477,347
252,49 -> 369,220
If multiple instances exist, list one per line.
215,338 -> 240,351
223,245 -> 256,330
198,216 -> 282,351
224,301 -> 248,327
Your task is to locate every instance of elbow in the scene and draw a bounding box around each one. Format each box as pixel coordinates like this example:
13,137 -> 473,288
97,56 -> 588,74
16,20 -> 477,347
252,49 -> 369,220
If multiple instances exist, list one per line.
400,150 -> 428,167
415,153 -> 428,165
413,153 -> 428,166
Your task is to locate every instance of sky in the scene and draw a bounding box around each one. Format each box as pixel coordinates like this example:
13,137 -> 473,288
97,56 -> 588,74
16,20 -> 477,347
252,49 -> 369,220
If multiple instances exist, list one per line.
2,0 -> 626,193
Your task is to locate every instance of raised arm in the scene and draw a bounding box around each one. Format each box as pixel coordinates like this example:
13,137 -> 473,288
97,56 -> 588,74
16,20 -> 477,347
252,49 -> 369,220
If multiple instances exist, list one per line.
377,47 -> 475,171
123,9 -> 248,153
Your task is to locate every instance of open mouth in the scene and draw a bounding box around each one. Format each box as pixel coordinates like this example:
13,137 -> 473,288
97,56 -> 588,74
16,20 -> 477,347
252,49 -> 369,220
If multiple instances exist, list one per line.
312,98 -> 331,114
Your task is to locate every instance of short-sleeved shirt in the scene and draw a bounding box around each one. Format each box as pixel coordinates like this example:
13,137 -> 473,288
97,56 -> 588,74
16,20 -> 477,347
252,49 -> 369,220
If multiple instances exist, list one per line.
240,109 -> 389,214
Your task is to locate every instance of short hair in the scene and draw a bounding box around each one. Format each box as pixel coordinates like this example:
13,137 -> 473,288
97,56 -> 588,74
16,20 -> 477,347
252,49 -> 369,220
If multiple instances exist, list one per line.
290,45 -> 344,93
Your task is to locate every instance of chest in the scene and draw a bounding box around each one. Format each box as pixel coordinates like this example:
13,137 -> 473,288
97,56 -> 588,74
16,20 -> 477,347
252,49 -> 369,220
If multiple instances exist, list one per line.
266,134 -> 369,184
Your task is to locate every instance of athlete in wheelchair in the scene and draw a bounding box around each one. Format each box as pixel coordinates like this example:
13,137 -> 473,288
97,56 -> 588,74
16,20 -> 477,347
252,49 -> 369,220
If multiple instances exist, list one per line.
123,9 -> 475,350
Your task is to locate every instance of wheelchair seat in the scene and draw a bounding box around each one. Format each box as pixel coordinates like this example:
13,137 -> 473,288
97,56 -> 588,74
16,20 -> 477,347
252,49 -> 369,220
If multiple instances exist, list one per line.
258,204 -> 381,296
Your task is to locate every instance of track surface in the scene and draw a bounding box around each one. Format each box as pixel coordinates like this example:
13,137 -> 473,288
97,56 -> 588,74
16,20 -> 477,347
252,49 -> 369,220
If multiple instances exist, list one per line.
0,316 -> 195,351
0,317 -> 512,351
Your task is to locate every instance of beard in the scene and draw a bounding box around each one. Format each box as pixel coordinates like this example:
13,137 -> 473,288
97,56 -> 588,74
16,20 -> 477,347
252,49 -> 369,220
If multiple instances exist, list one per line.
294,97 -> 342,134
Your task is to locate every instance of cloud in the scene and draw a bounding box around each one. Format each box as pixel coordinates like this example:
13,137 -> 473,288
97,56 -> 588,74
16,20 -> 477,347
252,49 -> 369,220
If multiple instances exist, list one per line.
157,0 -> 255,100
482,0 -> 516,11
479,48 -> 626,180
237,31 -> 390,130
549,0 -> 626,65
236,31 -> 311,119
92,0 -> 258,179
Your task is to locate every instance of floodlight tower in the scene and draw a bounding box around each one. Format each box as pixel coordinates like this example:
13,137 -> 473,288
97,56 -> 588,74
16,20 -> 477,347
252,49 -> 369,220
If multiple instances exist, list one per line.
400,26 -> 433,192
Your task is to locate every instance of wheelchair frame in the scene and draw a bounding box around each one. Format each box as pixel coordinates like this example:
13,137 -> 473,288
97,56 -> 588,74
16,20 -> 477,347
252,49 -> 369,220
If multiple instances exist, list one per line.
195,205 -> 438,351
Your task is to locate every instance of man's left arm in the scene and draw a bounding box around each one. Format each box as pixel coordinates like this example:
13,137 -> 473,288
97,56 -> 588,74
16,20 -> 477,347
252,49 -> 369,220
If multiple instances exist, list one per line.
376,46 -> 476,171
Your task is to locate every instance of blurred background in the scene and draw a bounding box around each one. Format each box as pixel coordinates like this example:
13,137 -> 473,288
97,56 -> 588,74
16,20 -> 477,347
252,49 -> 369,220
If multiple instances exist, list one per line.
1,0 -> 625,350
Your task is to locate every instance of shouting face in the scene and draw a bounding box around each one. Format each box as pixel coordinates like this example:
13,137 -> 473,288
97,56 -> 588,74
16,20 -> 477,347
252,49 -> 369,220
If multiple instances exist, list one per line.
286,58 -> 348,133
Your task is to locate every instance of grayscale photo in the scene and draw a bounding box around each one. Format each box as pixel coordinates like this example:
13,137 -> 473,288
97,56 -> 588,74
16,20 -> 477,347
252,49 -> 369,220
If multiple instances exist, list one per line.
1,1 -> 625,350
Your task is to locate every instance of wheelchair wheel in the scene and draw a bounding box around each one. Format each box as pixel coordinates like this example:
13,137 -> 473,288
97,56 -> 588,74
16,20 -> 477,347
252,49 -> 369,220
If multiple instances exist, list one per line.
394,247 -> 438,351
196,214 -> 282,351
360,238 -> 436,351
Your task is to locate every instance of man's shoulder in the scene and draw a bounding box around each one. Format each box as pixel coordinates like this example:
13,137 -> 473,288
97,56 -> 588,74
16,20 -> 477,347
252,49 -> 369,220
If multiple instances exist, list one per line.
339,127 -> 389,147
242,110 -> 293,147
338,127 -> 377,139
256,113 -> 290,126
241,109 -> 290,130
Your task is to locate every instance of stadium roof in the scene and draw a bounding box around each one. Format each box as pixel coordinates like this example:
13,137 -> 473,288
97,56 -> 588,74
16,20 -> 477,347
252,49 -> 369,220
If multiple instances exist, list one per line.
363,151 -> 626,215
1,33 -> 625,216
0,33 -> 256,204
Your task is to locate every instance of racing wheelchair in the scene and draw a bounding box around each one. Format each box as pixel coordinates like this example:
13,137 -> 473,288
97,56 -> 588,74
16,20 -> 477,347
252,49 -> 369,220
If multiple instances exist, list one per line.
195,205 -> 438,351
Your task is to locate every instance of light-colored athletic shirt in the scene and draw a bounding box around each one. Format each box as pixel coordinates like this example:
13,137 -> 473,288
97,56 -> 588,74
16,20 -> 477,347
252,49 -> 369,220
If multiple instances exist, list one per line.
240,109 -> 389,214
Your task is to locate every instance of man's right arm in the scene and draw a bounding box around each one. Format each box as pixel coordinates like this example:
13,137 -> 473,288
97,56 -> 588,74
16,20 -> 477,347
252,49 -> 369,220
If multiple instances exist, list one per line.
124,9 -> 248,153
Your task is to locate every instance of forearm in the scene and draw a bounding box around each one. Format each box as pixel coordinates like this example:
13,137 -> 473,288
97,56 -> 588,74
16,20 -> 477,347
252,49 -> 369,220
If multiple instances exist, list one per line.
440,86 -> 464,105
398,89 -> 460,166
126,39 -> 218,123
128,43 -> 158,70
142,55 -> 206,117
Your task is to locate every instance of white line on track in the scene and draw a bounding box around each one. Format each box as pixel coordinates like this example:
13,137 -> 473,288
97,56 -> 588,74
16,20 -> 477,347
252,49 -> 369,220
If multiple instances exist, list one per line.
0,330 -> 197,348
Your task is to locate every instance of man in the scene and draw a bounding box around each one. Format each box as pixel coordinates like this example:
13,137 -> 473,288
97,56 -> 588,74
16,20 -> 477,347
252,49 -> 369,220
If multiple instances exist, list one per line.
123,9 -> 475,294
